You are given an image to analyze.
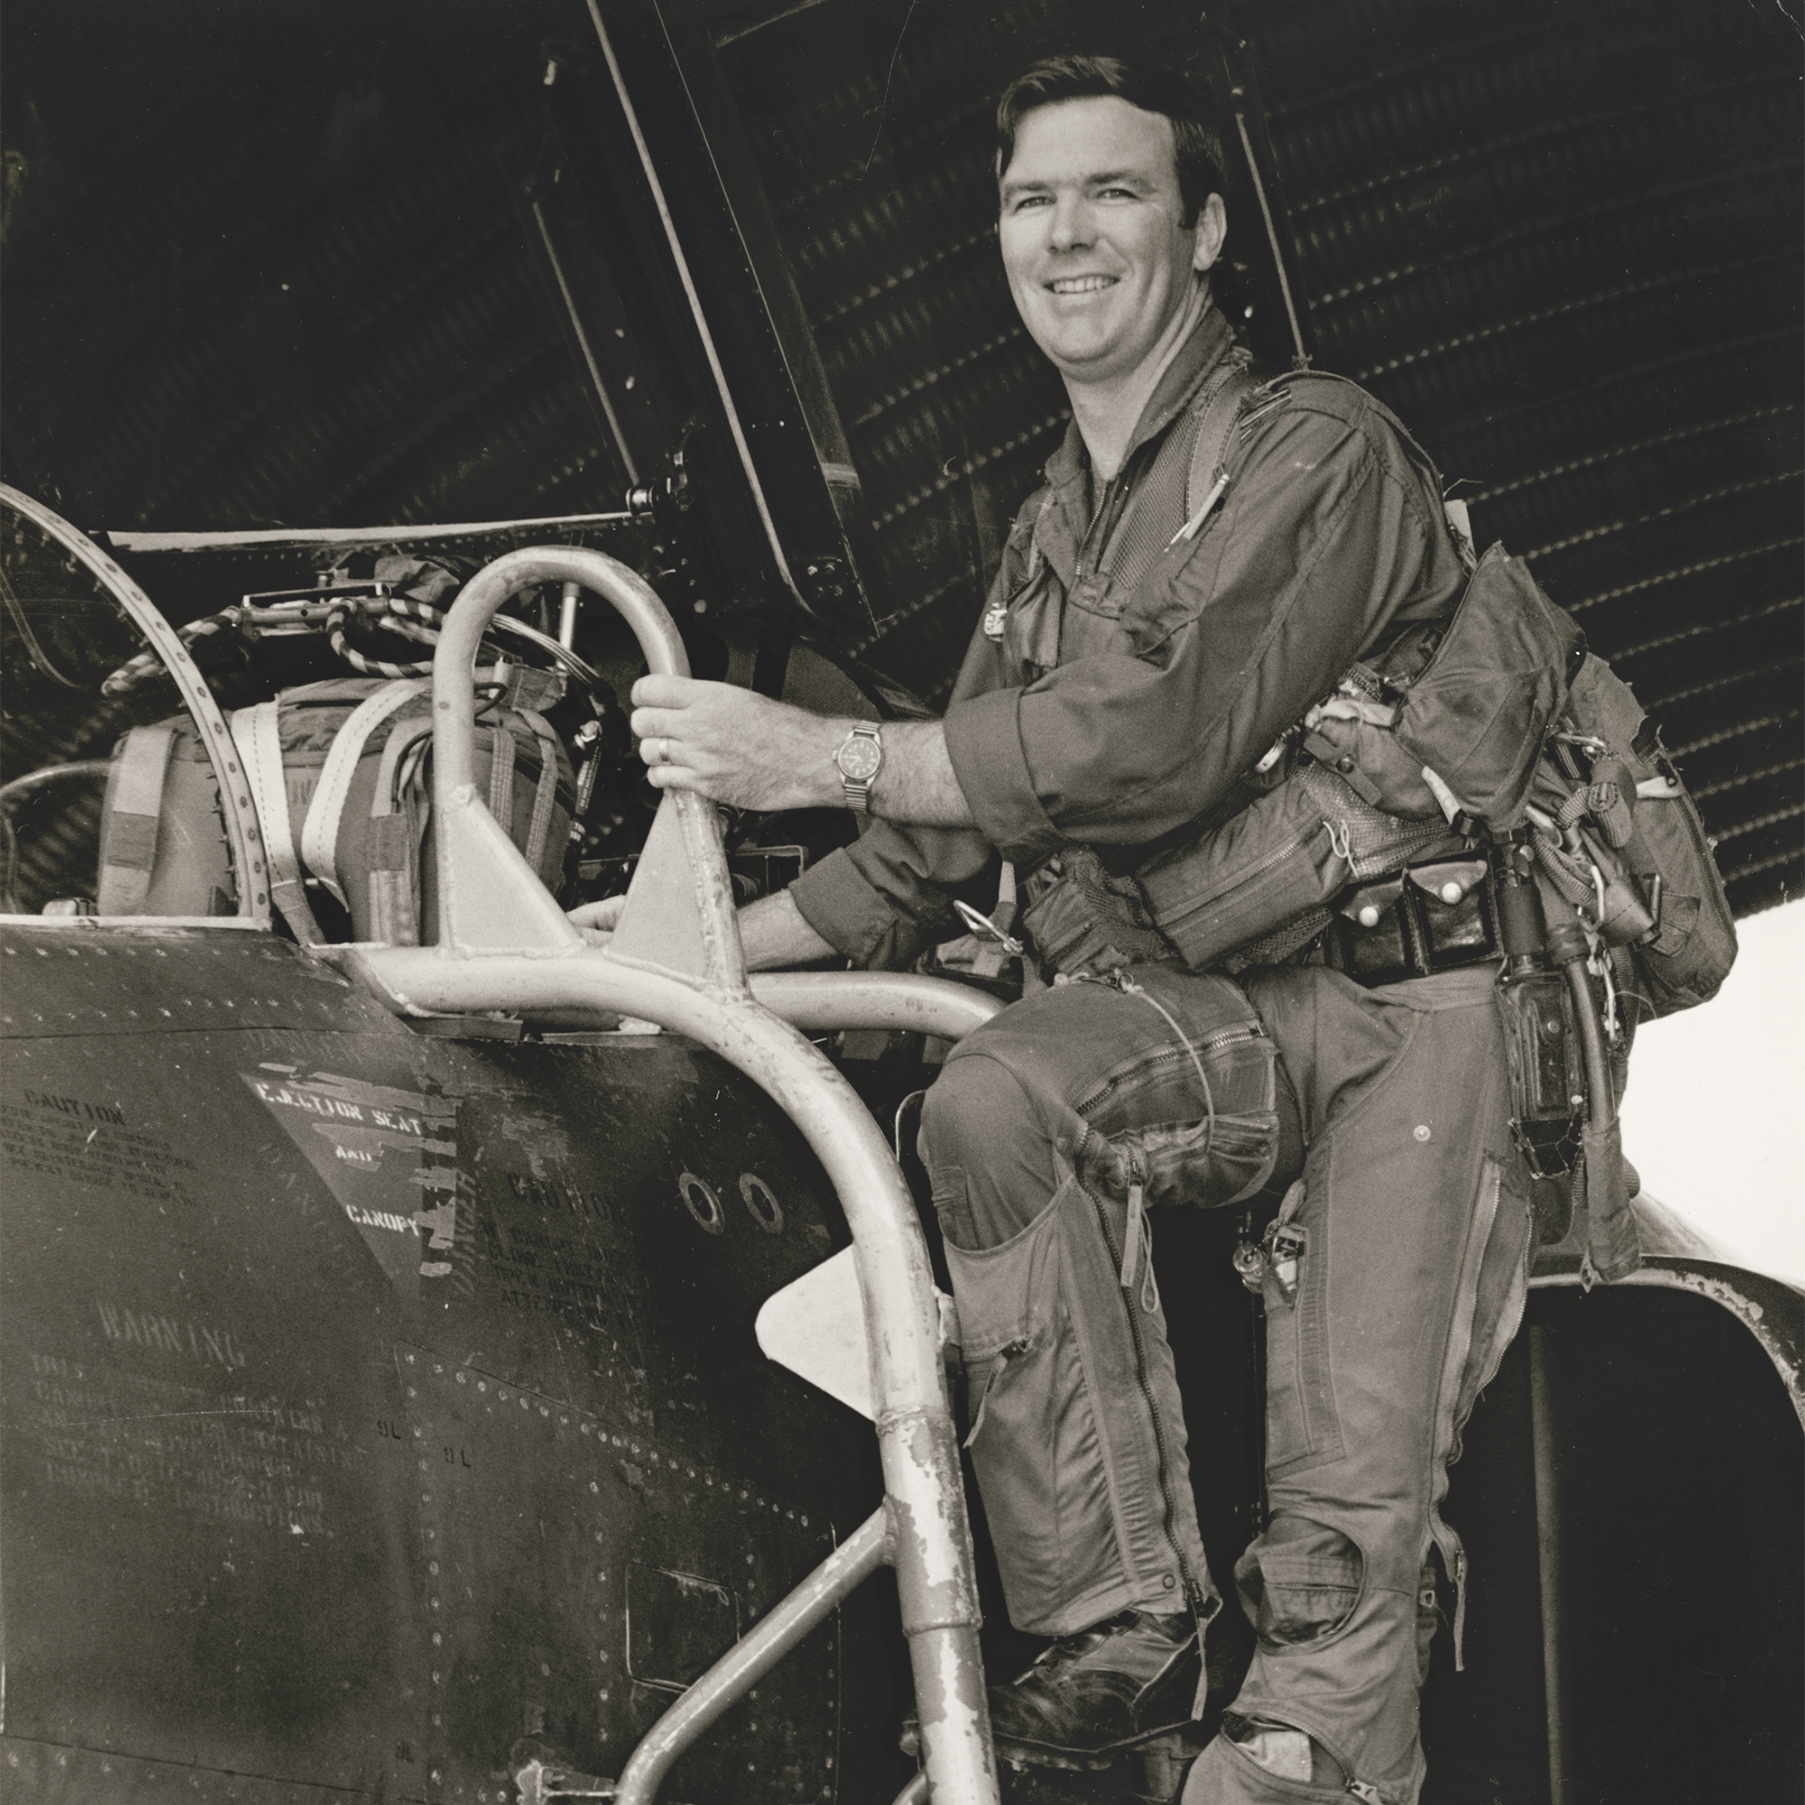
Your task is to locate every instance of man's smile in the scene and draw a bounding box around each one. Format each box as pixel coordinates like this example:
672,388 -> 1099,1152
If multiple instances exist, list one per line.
1047,274 -> 1118,294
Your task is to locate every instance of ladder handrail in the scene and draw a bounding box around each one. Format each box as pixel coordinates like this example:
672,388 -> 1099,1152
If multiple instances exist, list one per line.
367,544 -> 1001,1804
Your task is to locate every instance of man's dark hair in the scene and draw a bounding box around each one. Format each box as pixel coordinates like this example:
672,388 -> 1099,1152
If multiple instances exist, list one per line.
995,54 -> 1228,228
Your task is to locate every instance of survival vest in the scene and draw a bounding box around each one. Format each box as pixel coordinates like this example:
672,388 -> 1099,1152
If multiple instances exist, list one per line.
1525,651 -> 1738,1021
1015,369 -> 1735,1017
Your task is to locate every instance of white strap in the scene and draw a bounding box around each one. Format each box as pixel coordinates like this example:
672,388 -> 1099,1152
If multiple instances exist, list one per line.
1442,496 -> 1478,568
299,678 -> 429,908
230,700 -> 320,944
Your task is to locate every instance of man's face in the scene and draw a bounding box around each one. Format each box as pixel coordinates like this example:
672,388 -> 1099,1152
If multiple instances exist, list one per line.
998,96 -> 1223,388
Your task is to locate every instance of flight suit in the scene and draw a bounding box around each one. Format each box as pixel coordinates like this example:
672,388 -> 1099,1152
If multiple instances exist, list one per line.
919,957 -> 1534,1804
788,309 -> 1523,1801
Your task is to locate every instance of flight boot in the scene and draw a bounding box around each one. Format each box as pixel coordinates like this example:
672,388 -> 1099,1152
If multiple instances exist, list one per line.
988,1608 -> 1203,1770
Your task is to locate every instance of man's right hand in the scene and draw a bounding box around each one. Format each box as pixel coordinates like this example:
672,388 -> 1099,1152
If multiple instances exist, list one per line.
568,895 -> 625,947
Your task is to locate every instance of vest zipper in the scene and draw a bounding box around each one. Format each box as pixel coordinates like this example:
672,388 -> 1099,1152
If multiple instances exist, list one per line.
1183,823 -> 1320,908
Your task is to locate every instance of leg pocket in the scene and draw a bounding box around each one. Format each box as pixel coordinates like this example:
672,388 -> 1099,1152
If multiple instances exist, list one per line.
1080,1107 -> 1285,1213
1261,1176 -> 1342,1477
1234,1519 -> 1363,1649
944,1176 -> 1123,1632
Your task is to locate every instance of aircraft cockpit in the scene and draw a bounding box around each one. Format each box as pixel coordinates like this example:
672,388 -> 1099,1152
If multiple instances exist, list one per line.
0,475 -> 1012,1804
0,489 -> 873,948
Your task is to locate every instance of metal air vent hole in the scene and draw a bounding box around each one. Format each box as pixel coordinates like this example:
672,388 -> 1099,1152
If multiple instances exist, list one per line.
739,1173 -> 784,1234
678,1172 -> 725,1235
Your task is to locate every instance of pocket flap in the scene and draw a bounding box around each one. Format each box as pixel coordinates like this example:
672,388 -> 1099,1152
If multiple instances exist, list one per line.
940,1173 -> 1076,1359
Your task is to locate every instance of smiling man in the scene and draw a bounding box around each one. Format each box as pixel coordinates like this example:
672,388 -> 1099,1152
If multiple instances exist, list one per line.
997,86 -> 1225,472
602,54 -> 1536,1805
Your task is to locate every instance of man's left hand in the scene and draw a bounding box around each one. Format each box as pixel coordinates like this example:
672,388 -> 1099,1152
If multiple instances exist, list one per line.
629,675 -> 843,811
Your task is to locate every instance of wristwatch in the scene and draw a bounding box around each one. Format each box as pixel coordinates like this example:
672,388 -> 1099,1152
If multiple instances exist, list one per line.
833,722 -> 884,813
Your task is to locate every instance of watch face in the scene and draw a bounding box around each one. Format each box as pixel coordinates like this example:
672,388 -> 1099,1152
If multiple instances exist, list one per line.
837,734 -> 881,782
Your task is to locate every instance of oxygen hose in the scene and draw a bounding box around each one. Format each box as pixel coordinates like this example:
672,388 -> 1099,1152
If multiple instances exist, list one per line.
1544,912 -> 1618,1144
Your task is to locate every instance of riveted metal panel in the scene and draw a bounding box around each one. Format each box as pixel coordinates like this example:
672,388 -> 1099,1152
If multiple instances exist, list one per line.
0,1027 -> 429,1795
419,1038 -> 868,1486
2,965 -> 887,1802
0,925 -> 408,1040
404,1352 -> 839,1804
0,1738 -> 369,1805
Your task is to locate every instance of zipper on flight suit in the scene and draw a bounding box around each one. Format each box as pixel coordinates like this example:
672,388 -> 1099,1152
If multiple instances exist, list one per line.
1426,1154 -> 1505,1671
1089,1185 -> 1204,1613
1071,1026 -> 1262,1119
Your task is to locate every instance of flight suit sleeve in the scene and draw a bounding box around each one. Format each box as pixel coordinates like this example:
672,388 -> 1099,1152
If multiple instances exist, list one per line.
787,818 -> 999,968
785,554 -> 1026,968
941,389 -> 1459,868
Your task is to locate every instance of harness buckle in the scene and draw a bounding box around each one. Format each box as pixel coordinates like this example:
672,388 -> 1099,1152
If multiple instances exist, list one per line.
952,898 -> 1024,956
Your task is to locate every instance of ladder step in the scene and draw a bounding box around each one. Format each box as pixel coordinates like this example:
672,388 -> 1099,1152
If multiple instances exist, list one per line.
994,1726 -> 1210,1805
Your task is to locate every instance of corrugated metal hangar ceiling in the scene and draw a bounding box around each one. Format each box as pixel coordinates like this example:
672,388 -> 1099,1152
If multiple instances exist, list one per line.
3,0 -> 1799,914
722,0 -> 1802,917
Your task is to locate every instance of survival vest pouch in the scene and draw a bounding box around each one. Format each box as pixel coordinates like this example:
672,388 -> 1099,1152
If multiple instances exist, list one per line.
1524,653 -> 1737,1020
1298,542 -> 1586,834
97,674 -> 573,942
1133,761 -> 1465,973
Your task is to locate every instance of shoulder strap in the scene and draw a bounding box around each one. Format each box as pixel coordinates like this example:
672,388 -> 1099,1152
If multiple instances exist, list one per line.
96,722 -> 176,915
511,708 -> 565,875
230,700 -> 323,944
1175,364 -> 1261,545
298,677 -> 430,909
